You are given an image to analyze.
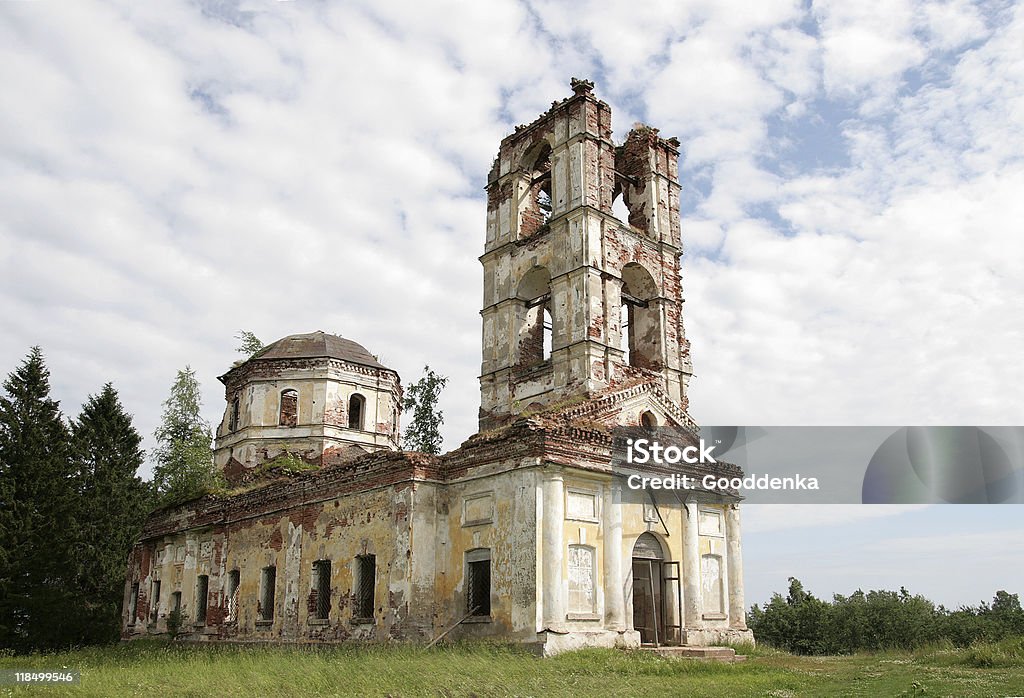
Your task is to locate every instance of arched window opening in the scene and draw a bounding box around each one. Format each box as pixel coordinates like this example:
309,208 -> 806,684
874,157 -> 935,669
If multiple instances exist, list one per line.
612,188 -> 629,225
620,263 -> 662,370
516,266 -> 552,368
520,142 -> 552,238
618,130 -> 655,234
640,411 -> 658,429
633,532 -> 666,560
279,389 -> 298,427
532,144 -> 552,224
612,175 -> 646,231
348,393 -> 366,430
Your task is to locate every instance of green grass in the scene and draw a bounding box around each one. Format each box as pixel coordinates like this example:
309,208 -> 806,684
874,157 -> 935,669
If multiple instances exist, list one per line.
914,635 -> 1024,668
2,639 -> 1023,697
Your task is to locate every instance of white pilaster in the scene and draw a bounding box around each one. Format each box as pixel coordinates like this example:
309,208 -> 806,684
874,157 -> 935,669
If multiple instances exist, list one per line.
602,482 -> 625,630
542,469 -> 565,631
726,504 -> 746,629
683,499 -> 701,629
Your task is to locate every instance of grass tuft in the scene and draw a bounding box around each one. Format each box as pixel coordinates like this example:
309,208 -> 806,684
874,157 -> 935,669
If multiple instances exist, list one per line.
916,635 -> 1024,668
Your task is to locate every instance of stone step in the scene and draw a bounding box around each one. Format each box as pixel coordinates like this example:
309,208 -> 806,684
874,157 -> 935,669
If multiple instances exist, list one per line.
636,646 -> 745,662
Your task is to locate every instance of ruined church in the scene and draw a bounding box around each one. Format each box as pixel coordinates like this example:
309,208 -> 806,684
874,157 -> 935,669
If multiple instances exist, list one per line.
123,79 -> 753,654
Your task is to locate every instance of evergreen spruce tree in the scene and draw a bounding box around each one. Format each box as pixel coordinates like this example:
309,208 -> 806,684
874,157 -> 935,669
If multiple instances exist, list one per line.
151,367 -> 218,505
71,383 -> 150,643
401,366 -> 448,454
0,347 -> 79,651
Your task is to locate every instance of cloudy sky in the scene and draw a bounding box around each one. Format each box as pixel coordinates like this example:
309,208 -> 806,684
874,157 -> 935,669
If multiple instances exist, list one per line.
2,0 -> 1022,607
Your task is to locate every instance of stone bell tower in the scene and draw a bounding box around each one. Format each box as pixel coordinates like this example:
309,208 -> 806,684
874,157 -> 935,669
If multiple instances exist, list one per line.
479,79 -> 694,430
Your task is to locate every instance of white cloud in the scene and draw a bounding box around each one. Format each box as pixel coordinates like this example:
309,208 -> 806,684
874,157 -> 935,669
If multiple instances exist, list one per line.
813,0 -> 926,106
920,0 -> 988,51
685,3 -> 1024,429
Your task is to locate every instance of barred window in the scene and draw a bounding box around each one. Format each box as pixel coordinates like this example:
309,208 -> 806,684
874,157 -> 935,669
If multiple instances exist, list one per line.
225,570 -> 240,622
149,580 -> 161,623
229,396 -> 240,431
313,560 -> 331,620
354,555 -> 375,619
260,566 -> 276,622
466,549 -> 491,617
195,575 -> 209,625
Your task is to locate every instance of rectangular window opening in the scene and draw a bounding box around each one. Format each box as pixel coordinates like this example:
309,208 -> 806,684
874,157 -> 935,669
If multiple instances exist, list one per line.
354,555 -> 375,620
225,570 -> 240,622
568,545 -> 596,614
466,549 -> 491,617
195,575 -> 209,625
313,560 -> 332,620
260,566 -> 276,622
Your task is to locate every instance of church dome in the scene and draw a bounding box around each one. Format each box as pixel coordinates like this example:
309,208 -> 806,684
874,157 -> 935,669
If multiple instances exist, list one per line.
215,330 -> 402,482
251,331 -> 388,370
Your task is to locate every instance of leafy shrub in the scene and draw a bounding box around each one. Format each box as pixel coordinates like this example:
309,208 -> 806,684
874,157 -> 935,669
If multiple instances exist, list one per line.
750,579 -> 1023,655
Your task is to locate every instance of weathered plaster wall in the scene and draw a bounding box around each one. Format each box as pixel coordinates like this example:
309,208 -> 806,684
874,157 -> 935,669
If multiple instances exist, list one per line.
124,431 -> 750,651
124,482 -> 424,643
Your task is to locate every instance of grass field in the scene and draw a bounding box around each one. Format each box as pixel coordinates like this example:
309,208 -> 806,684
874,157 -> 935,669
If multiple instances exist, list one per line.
2,638 -> 1024,697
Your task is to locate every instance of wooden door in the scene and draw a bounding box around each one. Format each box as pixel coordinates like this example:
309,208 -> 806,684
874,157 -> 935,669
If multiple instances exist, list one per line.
632,559 -> 663,645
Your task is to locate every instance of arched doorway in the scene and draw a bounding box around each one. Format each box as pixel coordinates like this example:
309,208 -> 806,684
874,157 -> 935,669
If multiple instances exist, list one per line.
631,533 -> 682,646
